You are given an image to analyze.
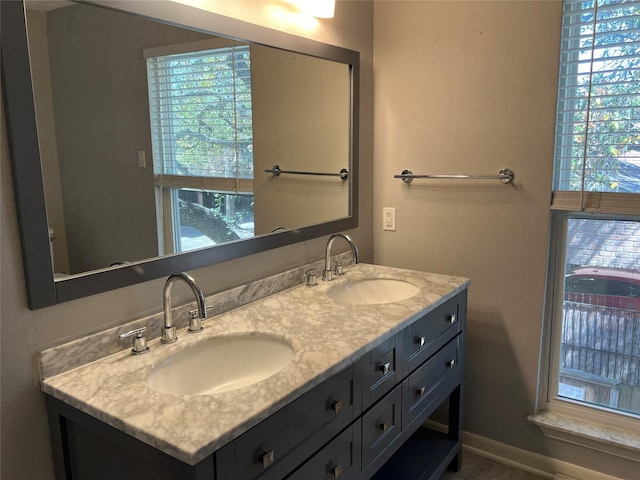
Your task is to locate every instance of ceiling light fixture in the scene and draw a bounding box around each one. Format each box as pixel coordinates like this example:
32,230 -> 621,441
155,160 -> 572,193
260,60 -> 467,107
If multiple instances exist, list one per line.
296,0 -> 335,18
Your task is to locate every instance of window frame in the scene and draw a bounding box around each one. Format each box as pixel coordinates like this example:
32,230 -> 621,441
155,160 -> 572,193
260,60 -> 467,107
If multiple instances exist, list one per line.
542,211 -> 640,433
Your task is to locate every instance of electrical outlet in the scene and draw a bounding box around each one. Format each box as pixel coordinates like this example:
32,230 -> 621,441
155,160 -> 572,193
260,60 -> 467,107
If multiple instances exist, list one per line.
383,207 -> 396,231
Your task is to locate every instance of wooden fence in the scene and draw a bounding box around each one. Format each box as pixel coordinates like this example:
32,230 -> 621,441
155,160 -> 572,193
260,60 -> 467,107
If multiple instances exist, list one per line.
560,302 -> 640,413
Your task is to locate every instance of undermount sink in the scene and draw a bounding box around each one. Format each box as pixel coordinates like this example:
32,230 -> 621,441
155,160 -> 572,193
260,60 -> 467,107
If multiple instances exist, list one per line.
327,278 -> 420,305
147,335 -> 295,395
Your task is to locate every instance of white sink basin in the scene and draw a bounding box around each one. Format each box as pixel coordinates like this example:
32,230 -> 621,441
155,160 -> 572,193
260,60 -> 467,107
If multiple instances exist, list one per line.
327,278 -> 420,305
147,335 -> 295,395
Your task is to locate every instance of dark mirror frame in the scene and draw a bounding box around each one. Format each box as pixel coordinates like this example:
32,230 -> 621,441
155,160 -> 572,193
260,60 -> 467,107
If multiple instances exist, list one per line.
1,0 -> 359,310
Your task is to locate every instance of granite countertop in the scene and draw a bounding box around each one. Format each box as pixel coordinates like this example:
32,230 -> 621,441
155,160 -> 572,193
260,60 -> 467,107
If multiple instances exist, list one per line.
41,263 -> 469,465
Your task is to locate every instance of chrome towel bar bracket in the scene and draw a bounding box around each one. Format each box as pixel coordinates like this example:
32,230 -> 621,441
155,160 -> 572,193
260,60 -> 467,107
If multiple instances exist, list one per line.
265,164 -> 349,181
395,168 -> 514,184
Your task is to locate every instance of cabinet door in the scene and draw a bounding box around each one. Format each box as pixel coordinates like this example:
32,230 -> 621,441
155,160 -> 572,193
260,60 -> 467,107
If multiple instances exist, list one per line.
361,385 -> 402,470
360,334 -> 399,409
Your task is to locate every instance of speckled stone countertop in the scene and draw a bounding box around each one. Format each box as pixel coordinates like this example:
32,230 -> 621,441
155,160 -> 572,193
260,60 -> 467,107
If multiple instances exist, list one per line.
41,263 -> 469,465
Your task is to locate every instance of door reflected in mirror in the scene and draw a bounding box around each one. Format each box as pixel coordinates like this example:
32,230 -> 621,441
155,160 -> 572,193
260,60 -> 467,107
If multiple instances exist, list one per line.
26,1 -> 350,276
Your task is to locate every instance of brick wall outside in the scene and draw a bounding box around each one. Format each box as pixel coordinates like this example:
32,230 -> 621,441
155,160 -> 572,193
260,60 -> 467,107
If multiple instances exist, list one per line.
566,219 -> 640,271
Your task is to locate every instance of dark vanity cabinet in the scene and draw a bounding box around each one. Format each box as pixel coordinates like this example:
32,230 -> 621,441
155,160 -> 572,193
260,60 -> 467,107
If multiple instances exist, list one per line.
46,290 -> 466,480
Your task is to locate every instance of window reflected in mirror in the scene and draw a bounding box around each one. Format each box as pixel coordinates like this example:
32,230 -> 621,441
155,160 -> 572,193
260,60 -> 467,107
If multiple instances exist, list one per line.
146,43 -> 255,254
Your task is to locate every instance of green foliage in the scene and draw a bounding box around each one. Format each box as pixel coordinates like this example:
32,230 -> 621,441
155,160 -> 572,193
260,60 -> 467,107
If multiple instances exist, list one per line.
564,0 -> 640,192
159,46 -> 254,179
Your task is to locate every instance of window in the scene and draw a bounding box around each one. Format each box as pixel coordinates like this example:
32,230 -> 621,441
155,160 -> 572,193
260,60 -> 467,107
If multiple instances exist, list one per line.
146,44 -> 254,253
550,215 -> 640,416
545,0 -> 640,425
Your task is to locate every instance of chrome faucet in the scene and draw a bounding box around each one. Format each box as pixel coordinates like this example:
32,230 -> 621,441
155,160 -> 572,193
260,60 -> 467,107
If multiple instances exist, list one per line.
162,272 -> 207,343
323,233 -> 359,281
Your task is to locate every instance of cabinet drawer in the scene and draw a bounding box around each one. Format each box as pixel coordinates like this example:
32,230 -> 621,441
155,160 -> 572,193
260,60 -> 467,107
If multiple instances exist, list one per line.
404,294 -> 462,374
403,338 -> 460,429
217,365 -> 358,480
361,385 -> 402,469
359,334 -> 399,409
286,421 -> 361,480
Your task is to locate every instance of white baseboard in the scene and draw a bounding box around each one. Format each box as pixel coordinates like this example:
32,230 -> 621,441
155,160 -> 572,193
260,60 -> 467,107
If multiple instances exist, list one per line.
424,421 -> 625,480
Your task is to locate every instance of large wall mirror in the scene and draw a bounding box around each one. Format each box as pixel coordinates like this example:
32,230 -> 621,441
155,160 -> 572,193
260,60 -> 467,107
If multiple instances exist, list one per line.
1,0 -> 359,309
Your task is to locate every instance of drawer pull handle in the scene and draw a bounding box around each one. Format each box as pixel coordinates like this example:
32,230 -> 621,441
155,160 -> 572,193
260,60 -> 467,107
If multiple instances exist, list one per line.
379,362 -> 391,375
330,464 -> 344,479
260,450 -> 275,469
448,313 -> 457,324
447,359 -> 456,368
417,386 -> 426,397
416,336 -> 426,347
331,399 -> 344,414
378,420 -> 391,433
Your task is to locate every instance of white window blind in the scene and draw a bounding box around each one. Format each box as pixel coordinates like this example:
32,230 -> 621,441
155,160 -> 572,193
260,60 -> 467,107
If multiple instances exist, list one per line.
552,0 -> 640,211
146,45 -> 253,185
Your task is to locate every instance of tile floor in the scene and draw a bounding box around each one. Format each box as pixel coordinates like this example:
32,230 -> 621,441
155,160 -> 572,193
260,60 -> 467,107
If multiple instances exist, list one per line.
438,451 -> 547,480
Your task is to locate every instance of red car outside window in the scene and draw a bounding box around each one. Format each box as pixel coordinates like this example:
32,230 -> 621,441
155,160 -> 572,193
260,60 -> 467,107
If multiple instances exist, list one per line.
564,267 -> 640,310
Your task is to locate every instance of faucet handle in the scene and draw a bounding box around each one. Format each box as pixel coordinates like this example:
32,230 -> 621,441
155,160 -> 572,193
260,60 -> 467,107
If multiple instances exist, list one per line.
305,270 -> 318,287
188,305 -> 212,320
333,262 -> 344,276
119,327 -> 149,355
188,318 -> 203,333
188,305 -> 211,333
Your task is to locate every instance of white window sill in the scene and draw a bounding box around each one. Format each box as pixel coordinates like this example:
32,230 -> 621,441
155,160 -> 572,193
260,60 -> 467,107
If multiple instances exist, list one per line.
528,411 -> 640,462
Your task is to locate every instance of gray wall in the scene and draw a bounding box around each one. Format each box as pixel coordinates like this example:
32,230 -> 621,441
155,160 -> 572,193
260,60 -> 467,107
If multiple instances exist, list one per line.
0,1 -> 374,478
252,44 -> 350,234
372,1 -> 635,478
26,8 -> 70,274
